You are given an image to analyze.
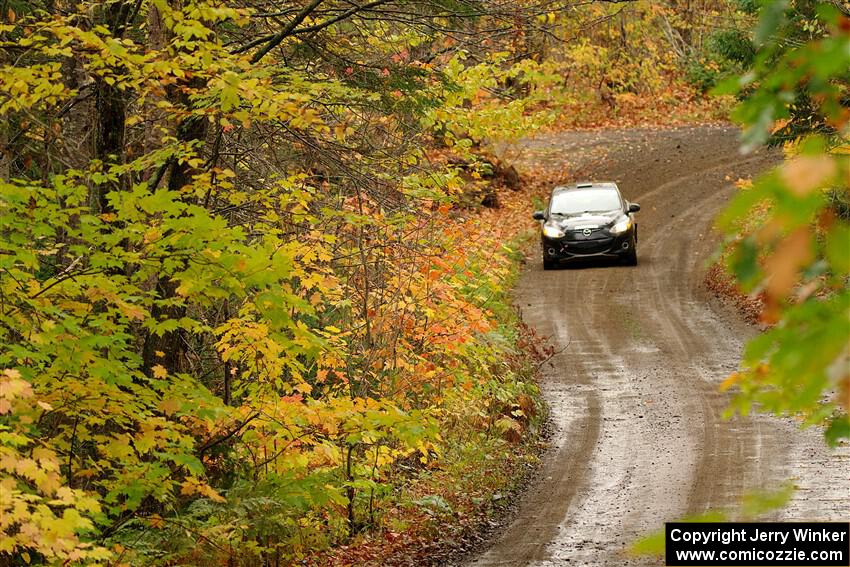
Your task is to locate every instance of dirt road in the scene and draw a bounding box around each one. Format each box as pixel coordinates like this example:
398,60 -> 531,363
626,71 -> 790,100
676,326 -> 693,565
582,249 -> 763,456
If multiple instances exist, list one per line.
467,126 -> 850,566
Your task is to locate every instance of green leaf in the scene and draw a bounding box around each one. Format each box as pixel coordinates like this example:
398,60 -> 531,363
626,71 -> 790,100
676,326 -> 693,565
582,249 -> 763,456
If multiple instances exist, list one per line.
825,415 -> 850,447
755,0 -> 789,47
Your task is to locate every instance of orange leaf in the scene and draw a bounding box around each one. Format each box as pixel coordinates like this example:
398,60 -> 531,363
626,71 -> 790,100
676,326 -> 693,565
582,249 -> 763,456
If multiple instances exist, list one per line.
763,227 -> 813,302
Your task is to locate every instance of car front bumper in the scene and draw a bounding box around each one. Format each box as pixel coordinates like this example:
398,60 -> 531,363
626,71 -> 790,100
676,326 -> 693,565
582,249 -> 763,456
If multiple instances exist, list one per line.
542,230 -> 635,261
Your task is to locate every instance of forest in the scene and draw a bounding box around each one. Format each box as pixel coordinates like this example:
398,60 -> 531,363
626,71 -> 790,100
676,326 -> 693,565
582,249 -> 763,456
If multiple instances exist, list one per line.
0,0 -> 847,565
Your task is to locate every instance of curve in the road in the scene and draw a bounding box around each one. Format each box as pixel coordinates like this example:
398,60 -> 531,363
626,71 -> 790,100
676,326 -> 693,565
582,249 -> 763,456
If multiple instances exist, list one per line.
466,126 -> 850,567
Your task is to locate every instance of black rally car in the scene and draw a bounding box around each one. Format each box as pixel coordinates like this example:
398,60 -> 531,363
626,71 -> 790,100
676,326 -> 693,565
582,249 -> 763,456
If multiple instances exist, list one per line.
532,182 -> 640,269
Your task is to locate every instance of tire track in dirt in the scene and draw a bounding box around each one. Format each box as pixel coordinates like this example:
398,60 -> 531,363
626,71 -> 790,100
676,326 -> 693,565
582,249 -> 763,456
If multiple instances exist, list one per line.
464,125 -> 850,567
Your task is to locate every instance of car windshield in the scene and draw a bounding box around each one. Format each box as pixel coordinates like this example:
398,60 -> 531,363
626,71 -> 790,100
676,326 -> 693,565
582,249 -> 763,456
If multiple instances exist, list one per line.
549,189 -> 621,215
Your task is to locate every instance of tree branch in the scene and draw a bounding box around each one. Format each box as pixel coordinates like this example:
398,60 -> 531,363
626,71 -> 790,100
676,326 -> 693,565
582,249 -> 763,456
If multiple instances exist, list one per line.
242,0 -> 325,62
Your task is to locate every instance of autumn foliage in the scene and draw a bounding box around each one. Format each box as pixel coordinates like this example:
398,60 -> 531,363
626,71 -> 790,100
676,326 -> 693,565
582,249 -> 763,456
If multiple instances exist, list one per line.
712,1 -> 850,446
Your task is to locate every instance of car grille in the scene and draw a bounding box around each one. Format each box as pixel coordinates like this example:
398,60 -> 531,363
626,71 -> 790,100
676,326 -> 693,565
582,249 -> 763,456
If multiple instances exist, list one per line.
567,238 -> 613,253
565,228 -> 607,241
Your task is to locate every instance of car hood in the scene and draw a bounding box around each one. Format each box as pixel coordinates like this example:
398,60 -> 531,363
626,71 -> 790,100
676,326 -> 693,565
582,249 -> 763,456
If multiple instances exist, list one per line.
549,211 -> 622,230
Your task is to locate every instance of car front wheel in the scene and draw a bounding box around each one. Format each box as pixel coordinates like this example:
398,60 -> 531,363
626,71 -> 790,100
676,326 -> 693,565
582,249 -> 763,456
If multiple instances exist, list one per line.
543,256 -> 557,270
623,244 -> 638,266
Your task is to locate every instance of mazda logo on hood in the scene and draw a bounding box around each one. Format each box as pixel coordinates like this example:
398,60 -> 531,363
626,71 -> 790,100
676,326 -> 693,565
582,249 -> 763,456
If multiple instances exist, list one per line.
582,228 -> 592,236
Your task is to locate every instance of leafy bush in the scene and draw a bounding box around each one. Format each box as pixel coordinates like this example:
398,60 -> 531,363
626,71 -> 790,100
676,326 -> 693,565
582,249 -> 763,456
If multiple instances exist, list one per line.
708,29 -> 756,65
685,29 -> 754,93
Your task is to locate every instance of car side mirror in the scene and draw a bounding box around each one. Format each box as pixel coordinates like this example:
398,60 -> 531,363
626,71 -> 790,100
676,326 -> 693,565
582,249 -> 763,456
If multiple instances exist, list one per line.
628,203 -> 641,213
532,210 -> 546,221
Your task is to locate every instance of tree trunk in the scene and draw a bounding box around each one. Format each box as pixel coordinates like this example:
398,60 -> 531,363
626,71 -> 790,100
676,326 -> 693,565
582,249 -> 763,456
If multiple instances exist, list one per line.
92,0 -> 131,212
140,5 -> 208,376
94,80 -> 126,213
346,444 -> 356,535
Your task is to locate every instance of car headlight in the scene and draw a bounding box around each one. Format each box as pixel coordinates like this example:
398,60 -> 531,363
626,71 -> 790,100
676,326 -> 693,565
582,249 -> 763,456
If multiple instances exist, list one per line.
610,216 -> 632,235
542,223 -> 565,238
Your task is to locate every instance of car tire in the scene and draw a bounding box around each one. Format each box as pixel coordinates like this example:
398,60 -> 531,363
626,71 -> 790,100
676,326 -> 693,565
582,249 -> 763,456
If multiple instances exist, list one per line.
623,245 -> 638,266
543,257 -> 556,270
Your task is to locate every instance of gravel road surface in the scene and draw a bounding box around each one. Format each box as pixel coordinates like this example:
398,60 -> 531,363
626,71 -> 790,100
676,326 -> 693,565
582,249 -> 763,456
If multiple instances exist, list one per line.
467,125 -> 850,567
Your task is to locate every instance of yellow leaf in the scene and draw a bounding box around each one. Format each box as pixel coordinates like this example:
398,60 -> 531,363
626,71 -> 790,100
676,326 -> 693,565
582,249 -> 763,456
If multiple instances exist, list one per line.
771,118 -> 789,134
719,372 -> 740,392
159,398 -> 180,415
181,478 -> 226,502
152,365 -> 168,379
2,368 -> 22,380
199,484 -> 226,503
149,515 -> 165,529
143,227 -> 161,244
117,300 -> 146,321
